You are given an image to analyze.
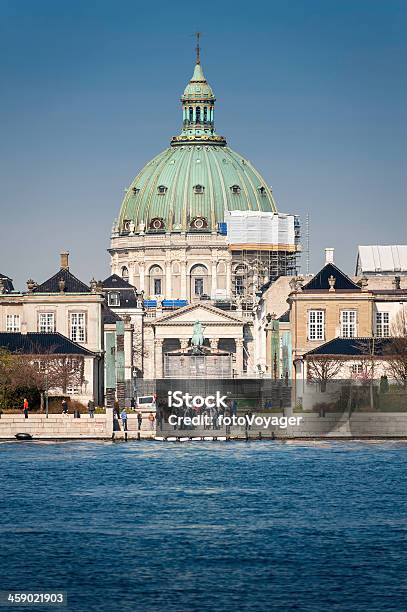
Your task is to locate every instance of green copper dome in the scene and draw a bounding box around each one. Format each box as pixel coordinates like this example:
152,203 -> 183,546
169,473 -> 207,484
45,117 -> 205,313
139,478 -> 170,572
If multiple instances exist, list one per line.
116,52 -> 277,235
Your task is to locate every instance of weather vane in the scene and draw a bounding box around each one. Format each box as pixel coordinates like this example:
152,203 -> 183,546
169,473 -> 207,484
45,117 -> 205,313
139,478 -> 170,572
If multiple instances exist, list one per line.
195,31 -> 201,64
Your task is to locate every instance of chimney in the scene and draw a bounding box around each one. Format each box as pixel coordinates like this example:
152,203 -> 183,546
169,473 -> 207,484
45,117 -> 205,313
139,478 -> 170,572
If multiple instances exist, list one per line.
325,248 -> 334,265
60,251 -> 69,270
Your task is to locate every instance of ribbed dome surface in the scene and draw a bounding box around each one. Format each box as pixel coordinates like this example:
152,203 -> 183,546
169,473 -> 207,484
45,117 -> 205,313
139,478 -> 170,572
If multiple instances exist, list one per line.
118,145 -> 277,233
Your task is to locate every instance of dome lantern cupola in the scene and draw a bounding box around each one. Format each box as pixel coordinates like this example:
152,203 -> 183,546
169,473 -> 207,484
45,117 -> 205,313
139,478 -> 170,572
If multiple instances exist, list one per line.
171,34 -> 226,147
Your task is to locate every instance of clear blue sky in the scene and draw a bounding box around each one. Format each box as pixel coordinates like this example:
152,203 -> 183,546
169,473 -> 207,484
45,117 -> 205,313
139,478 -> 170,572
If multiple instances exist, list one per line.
1,0 -> 406,289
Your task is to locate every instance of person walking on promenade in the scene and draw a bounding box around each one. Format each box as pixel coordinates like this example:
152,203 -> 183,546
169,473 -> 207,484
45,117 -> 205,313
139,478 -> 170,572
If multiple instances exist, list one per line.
137,411 -> 143,431
23,398 -> 29,419
148,412 -> 155,431
87,399 -> 95,418
62,399 -> 68,415
120,408 -> 128,431
130,397 -> 135,411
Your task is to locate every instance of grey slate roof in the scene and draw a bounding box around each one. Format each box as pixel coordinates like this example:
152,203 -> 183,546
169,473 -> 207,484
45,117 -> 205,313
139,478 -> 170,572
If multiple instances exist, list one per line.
303,263 -> 361,291
305,337 -> 393,357
0,332 -> 96,356
33,268 -> 90,294
102,275 -> 139,309
0,273 -> 14,292
103,274 -> 136,289
103,307 -> 123,324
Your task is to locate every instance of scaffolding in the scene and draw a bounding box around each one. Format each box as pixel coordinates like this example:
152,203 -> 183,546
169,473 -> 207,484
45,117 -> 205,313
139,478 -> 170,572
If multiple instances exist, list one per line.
225,212 -> 301,297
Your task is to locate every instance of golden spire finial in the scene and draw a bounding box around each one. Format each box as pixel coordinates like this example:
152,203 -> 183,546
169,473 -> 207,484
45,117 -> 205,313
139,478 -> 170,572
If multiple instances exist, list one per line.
195,31 -> 201,64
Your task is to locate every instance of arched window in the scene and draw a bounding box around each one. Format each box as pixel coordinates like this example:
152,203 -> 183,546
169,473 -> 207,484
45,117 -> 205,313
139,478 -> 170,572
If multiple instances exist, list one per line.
193,184 -> 205,194
157,185 -> 167,195
189,107 -> 193,122
121,266 -> 129,280
230,185 -> 241,195
203,107 -> 208,123
190,264 -> 209,299
196,106 -> 201,123
149,265 -> 164,296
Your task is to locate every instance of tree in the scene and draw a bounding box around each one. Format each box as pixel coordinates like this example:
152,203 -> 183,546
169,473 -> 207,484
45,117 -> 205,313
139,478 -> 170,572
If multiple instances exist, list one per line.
306,355 -> 345,392
385,308 -> 407,388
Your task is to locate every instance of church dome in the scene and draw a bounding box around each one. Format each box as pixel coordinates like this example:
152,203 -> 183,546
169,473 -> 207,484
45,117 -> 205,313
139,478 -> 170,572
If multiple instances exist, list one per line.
116,46 -> 277,235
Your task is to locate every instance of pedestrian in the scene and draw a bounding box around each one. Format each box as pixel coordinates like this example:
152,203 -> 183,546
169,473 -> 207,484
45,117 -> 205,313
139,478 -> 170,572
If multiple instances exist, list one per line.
87,399 -> 95,418
137,411 -> 143,431
23,397 -> 29,419
130,397 -> 135,411
148,412 -> 155,430
62,399 -> 68,415
120,408 -> 128,431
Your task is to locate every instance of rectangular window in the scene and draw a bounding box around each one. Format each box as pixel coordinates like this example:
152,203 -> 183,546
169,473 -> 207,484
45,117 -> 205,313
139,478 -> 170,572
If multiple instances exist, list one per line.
308,310 -> 324,341
70,313 -> 86,343
38,312 -> 55,333
341,310 -> 357,338
108,293 -> 120,307
154,278 -> 162,295
194,278 -> 204,296
6,314 -> 20,332
351,364 -> 364,375
66,385 -> 81,395
376,312 -> 390,337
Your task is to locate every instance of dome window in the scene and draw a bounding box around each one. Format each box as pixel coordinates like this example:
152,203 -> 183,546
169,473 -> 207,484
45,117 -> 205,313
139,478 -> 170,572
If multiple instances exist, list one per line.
157,185 -> 168,195
193,184 -> 205,194
149,217 -> 165,230
231,185 -> 241,195
132,187 -> 140,195
258,186 -> 266,196
123,219 -> 131,231
190,216 -> 208,230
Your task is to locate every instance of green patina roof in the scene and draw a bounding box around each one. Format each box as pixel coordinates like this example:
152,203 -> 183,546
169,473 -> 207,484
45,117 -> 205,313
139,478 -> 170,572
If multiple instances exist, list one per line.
182,62 -> 214,100
118,145 -> 277,232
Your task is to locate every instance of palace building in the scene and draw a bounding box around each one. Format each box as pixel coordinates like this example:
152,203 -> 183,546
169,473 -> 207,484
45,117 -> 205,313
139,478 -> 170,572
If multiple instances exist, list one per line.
108,43 -> 300,379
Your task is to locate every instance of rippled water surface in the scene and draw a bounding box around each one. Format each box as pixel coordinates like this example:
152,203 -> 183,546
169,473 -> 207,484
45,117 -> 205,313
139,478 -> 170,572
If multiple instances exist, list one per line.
1,440 -> 407,611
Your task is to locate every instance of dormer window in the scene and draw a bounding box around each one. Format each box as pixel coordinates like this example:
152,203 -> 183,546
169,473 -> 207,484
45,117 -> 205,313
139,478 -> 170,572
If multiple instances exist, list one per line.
132,187 -> 140,195
123,220 -> 131,231
157,185 -> 167,195
190,216 -> 208,230
108,292 -> 120,307
194,184 -> 205,194
258,186 -> 266,195
149,217 -> 165,230
231,185 -> 241,195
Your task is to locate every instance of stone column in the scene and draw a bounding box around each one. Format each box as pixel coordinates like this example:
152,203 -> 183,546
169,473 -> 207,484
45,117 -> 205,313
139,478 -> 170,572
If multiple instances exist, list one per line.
154,338 -> 164,379
235,338 -> 244,375
226,261 -> 232,298
139,262 -> 145,292
211,260 -> 217,299
180,261 -> 187,300
165,261 -> 172,298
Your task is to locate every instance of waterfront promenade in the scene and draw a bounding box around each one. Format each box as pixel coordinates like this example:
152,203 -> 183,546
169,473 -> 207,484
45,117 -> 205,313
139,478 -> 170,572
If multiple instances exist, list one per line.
2,409 -> 407,439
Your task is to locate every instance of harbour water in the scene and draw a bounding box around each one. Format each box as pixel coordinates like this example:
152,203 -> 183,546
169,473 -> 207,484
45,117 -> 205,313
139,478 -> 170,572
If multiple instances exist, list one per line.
1,440 -> 407,611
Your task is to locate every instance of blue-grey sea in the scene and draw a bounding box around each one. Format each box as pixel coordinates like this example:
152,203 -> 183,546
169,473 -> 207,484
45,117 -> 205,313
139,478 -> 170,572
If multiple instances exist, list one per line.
0,440 -> 407,612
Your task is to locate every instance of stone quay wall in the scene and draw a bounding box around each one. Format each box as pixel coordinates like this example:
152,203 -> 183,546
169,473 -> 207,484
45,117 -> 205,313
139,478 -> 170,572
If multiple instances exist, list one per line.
0,409 -> 114,440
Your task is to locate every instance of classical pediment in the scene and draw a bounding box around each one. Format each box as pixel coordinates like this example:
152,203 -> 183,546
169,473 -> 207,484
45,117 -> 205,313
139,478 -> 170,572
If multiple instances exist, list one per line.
151,303 -> 244,326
